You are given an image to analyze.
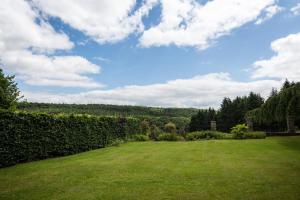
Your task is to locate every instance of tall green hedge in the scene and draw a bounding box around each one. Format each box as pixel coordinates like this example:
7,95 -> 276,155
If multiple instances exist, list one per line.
0,110 -> 142,167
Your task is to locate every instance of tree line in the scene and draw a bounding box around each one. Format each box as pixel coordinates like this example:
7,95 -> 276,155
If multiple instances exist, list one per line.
17,102 -> 198,118
1,68 -> 299,133
189,92 -> 264,132
189,80 -> 299,133
246,80 -> 300,132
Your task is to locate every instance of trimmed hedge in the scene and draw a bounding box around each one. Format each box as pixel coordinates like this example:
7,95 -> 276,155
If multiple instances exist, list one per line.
185,131 -> 232,141
0,110 -> 142,167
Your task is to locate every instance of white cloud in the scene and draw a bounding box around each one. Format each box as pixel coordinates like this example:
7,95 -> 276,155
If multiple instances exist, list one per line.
291,3 -> 300,16
0,0 -> 290,108
252,32 -> 300,81
255,5 -> 283,25
1,50 -> 103,88
139,0 -> 278,49
32,0 -> 158,43
0,0 -> 102,88
0,0 -> 73,52
22,73 -> 281,108
31,0 -> 280,49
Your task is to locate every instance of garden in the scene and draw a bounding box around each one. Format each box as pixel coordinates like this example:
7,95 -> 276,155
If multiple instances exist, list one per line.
1,69 -> 300,199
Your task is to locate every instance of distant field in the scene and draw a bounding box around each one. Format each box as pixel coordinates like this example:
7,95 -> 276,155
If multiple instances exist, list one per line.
1,137 -> 300,200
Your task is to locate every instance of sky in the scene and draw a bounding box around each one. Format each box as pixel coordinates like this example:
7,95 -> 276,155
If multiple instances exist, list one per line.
0,0 -> 300,108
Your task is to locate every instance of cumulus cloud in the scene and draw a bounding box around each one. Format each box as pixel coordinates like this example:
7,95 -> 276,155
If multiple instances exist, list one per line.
0,0 -> 102,88
0,0 -> 291,107
139,0 -> 278,49
252,32 -> 300,81
1,51 -> 103,88
32,0 -> 158,43
22,73 -> 281,108
31,0 -> 280,49
291,3 -> 300,16
0,0 -> 73,52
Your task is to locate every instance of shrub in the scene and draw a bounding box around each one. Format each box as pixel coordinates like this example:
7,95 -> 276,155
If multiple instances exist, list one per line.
244,131 -> 266,139
130,134 -> 150,141
140,120 -> 150,135
157,133 -> 184,141
231,124 -> 249,139
185,131 -> 231,140
0,110 -> 142,167
164,122 -> 176,134
109,139 -> 125,147
149,125 -> 161,140
185,131 -> 207,140
208,131 -> 232,139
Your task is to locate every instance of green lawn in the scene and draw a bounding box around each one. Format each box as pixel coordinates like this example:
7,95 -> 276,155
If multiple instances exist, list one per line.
1,137 -> 300,200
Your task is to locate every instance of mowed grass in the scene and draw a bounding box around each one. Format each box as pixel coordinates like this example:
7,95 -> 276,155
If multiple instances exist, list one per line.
1,137 -> 300,200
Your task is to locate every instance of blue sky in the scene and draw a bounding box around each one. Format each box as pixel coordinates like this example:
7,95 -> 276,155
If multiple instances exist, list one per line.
50,0 -> 299,89
1,0 -> 300,107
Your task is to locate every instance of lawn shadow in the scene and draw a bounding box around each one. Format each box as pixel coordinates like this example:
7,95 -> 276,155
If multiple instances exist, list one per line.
276,137 -> 300,152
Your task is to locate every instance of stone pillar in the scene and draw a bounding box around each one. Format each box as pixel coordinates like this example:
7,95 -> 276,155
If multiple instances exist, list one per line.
287,115 -> 296,133
246,117 -> 254,132
210,121 -> 217,131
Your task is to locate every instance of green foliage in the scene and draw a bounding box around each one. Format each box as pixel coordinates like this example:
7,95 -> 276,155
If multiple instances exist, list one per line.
217,93 -> 264,132
17,102 -> 193,134
189,108 -> 216,131
231,124 -> 249,139
129,134 -> 150,141
185,131 -> 232,141
17,102 -> 198,118
108,139 -> 125,147
164,122 -> 176,134
0,110 -> 142,167
140,120 -> 150,135
189,92 -> 264,133
142,116 -> 189,134
244,132 -> 266,139
0,68 -> 22,110
185,131 -> 206,140
149,124 -> 161,140
157,133 -> 184,141
246,82 -> 300,132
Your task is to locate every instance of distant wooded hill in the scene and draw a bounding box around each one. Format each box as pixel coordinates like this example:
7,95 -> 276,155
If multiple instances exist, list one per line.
17,102 -> 199,118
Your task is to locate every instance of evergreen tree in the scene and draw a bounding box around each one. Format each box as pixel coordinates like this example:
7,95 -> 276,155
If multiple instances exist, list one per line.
270,88 -> 278,97
281,79 -> 291,91
247,92 -> 264,110
189,108 -> 216,132
216,93 -> 264,132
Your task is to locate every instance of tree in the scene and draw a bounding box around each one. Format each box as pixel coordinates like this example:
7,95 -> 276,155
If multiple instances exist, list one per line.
281,79 -> 295,91
269,88 -> 278,97
216,92 -> 264,132
0,68 -> 22,110
246,82 -> 300,132
247,92 -> 264,110
217,97 -> 234,132
189,108 -> 216,132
